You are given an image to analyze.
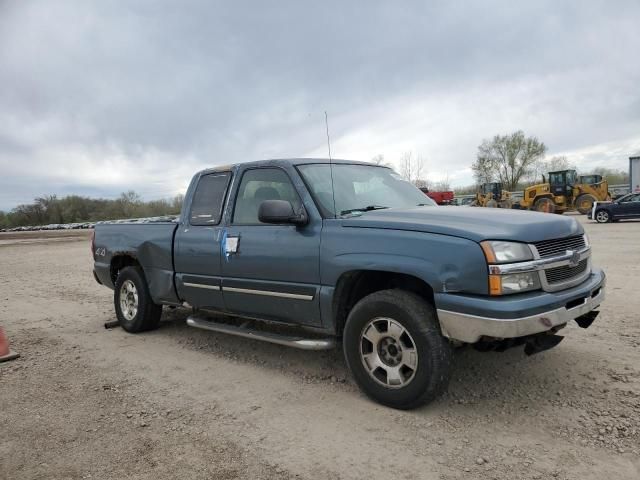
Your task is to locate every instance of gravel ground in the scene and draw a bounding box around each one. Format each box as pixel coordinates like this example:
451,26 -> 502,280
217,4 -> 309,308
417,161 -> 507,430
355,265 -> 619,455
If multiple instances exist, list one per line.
1,215 -> 639,479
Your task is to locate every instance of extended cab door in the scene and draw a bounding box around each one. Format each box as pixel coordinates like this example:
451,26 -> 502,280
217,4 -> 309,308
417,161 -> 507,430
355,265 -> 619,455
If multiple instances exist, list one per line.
220,166 -> 322,326
174,171 -> 232,310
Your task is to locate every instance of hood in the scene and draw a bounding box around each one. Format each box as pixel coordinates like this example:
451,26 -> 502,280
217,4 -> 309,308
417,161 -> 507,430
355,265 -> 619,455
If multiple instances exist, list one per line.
341,206 -> 584,243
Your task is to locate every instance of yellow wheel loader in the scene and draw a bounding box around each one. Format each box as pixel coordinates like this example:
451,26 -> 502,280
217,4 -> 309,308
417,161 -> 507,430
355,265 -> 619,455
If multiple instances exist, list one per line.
472,182 -> 513,208
519,170 -> 611,214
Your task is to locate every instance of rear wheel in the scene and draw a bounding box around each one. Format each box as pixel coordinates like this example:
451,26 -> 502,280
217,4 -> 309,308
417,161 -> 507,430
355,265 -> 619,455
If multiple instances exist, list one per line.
114,266 -> 162,332
343,290 -> 452,409
595,209 -> 610,224
575,194 -> 597,215
534,197 -> 556,213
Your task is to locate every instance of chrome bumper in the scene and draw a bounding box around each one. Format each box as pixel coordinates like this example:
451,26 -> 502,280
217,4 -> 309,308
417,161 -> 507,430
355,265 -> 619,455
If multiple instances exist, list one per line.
437,284 -> 605,344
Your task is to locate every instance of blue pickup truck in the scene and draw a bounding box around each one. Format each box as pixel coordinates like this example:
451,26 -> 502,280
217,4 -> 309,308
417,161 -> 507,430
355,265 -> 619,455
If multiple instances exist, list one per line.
93,159 -> 605,409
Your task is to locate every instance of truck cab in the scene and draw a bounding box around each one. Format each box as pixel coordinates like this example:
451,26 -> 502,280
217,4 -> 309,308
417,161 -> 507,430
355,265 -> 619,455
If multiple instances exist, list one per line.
548,169 -> 578,198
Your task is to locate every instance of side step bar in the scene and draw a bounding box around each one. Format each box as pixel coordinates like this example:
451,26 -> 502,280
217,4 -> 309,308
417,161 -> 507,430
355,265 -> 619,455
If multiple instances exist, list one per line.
186,315 -> 336,351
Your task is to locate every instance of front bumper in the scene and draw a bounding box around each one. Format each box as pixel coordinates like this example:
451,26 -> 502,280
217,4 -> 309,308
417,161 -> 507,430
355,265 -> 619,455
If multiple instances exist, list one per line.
436,268 -> 605,343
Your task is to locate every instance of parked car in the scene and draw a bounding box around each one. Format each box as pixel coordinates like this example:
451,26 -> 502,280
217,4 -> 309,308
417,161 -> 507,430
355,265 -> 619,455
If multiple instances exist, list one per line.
589,193 -> 640,223
92,159 -> 605,409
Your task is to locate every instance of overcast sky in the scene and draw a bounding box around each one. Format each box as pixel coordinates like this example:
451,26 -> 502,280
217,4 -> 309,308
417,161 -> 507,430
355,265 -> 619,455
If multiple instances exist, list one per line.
1,0 -> 639,211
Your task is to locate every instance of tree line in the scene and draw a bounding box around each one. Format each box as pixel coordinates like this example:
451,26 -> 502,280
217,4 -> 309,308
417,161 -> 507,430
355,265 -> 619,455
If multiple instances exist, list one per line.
0,191 -> 184,229
374,130 -> 629,194
470,130 -> 629,191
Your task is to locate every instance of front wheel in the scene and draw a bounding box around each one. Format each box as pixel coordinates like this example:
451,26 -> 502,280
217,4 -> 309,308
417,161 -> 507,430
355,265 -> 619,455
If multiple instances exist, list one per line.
534,197 -> 556,213
114,266 -> 162,332
343,290 -> 452,409
575,194 -> 597,215
595,209 -> 610,223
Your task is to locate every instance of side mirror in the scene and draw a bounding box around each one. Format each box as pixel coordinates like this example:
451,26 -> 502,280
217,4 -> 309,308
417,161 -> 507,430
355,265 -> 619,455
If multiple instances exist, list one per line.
258,200 -> 308,226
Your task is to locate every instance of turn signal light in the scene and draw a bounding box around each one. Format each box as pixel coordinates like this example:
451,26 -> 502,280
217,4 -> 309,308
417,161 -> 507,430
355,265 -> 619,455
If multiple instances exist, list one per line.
481,242 -> 497,263
489,275 -> 502,296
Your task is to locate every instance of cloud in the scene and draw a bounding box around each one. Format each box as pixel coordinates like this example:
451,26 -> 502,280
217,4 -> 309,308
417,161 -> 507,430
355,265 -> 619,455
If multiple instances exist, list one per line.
1,0 -> 639,210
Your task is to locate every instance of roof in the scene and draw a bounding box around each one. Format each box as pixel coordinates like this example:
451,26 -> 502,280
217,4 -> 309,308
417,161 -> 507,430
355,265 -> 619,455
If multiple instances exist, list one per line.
547,169 -> 577,174
197,158 -> 377,175
630,152 -> 640,160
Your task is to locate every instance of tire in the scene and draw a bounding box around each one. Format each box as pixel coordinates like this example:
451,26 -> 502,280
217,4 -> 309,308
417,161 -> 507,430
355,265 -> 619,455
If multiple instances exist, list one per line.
533,197 -> 556,213
114,266 -> 162,333
499,199 -> 513,209
343,289 -> 453,409
575,194 -> 597,215
486,199 -> 498,208
595,209 -> 610,224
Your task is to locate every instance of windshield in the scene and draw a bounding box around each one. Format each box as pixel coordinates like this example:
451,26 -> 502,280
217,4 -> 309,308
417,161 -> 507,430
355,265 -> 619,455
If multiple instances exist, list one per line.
548,172 -> 565,185
297,163 -> 436,218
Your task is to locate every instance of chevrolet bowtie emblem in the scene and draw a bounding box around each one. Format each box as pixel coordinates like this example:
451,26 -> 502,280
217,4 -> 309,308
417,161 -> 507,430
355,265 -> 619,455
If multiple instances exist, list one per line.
567,250 -> 581,267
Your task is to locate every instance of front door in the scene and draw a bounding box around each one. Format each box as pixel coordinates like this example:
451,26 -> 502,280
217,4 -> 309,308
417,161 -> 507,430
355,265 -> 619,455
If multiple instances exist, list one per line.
220,166 -> 322,326
618,193 -> 640,218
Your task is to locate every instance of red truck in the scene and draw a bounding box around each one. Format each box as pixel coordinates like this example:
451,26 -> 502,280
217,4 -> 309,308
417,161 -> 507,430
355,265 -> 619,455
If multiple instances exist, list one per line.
420,188 -> 454,205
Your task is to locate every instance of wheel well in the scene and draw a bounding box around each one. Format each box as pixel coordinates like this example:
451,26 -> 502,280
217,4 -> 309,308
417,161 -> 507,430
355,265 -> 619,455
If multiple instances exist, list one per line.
110,255 -> 141,284
332,271 -> 434,336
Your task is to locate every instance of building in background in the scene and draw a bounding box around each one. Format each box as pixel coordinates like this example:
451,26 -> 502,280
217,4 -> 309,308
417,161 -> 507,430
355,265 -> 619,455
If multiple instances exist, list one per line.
631,153 -> 640,193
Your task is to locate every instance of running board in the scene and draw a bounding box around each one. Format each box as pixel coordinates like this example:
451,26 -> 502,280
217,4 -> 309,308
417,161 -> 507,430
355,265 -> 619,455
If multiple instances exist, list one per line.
186,316 -> 335,351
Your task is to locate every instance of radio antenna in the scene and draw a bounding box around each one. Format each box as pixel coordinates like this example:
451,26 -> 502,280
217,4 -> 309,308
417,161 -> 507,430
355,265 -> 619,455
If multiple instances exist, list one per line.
325,111 -> 337,218
324,111 -> 332,161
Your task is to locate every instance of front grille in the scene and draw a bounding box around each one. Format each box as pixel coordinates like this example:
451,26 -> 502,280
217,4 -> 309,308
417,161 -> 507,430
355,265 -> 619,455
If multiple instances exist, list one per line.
545,259 -> 588,285
532,235 -> 586,258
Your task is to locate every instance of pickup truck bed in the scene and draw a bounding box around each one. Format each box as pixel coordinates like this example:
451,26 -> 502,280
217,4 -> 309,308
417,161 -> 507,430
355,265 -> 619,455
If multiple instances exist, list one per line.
94,221 -> 180,305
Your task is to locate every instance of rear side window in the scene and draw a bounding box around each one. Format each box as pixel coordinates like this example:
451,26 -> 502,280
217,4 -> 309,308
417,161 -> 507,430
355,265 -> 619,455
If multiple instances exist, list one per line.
189,173 -> 230,225
232,168 -> 302,224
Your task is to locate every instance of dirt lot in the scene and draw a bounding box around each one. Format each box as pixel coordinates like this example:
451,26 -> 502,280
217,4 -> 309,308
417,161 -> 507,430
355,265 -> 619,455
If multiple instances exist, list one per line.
1,216 -> 639,479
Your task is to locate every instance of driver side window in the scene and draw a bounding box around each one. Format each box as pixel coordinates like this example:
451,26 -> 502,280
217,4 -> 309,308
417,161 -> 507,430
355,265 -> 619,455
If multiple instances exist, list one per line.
232,168 -> 302,224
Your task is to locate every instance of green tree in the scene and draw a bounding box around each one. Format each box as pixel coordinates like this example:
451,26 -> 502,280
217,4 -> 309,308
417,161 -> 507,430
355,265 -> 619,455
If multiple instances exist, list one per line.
473,131 -> 547,191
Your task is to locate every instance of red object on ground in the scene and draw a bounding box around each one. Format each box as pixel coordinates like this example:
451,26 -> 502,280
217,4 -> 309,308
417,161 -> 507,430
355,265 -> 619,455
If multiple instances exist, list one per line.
0,326 -> 19,363
420,189 -> 454,205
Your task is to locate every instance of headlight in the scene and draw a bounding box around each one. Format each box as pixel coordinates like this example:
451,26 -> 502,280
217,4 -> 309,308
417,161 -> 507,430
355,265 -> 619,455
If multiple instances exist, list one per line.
490,272 -> 541,295
482,241 -> 539,295
480,241 -> 533,264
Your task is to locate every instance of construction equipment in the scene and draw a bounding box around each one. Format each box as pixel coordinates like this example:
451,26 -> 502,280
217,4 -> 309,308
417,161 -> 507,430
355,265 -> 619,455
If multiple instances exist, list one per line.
519,170 -> 611,214
419,188 -> 454,205
472,182 -> 513,208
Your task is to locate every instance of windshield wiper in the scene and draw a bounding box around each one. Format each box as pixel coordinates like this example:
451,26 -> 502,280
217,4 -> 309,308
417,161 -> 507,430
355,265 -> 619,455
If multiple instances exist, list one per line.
340,205 -> 389,216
